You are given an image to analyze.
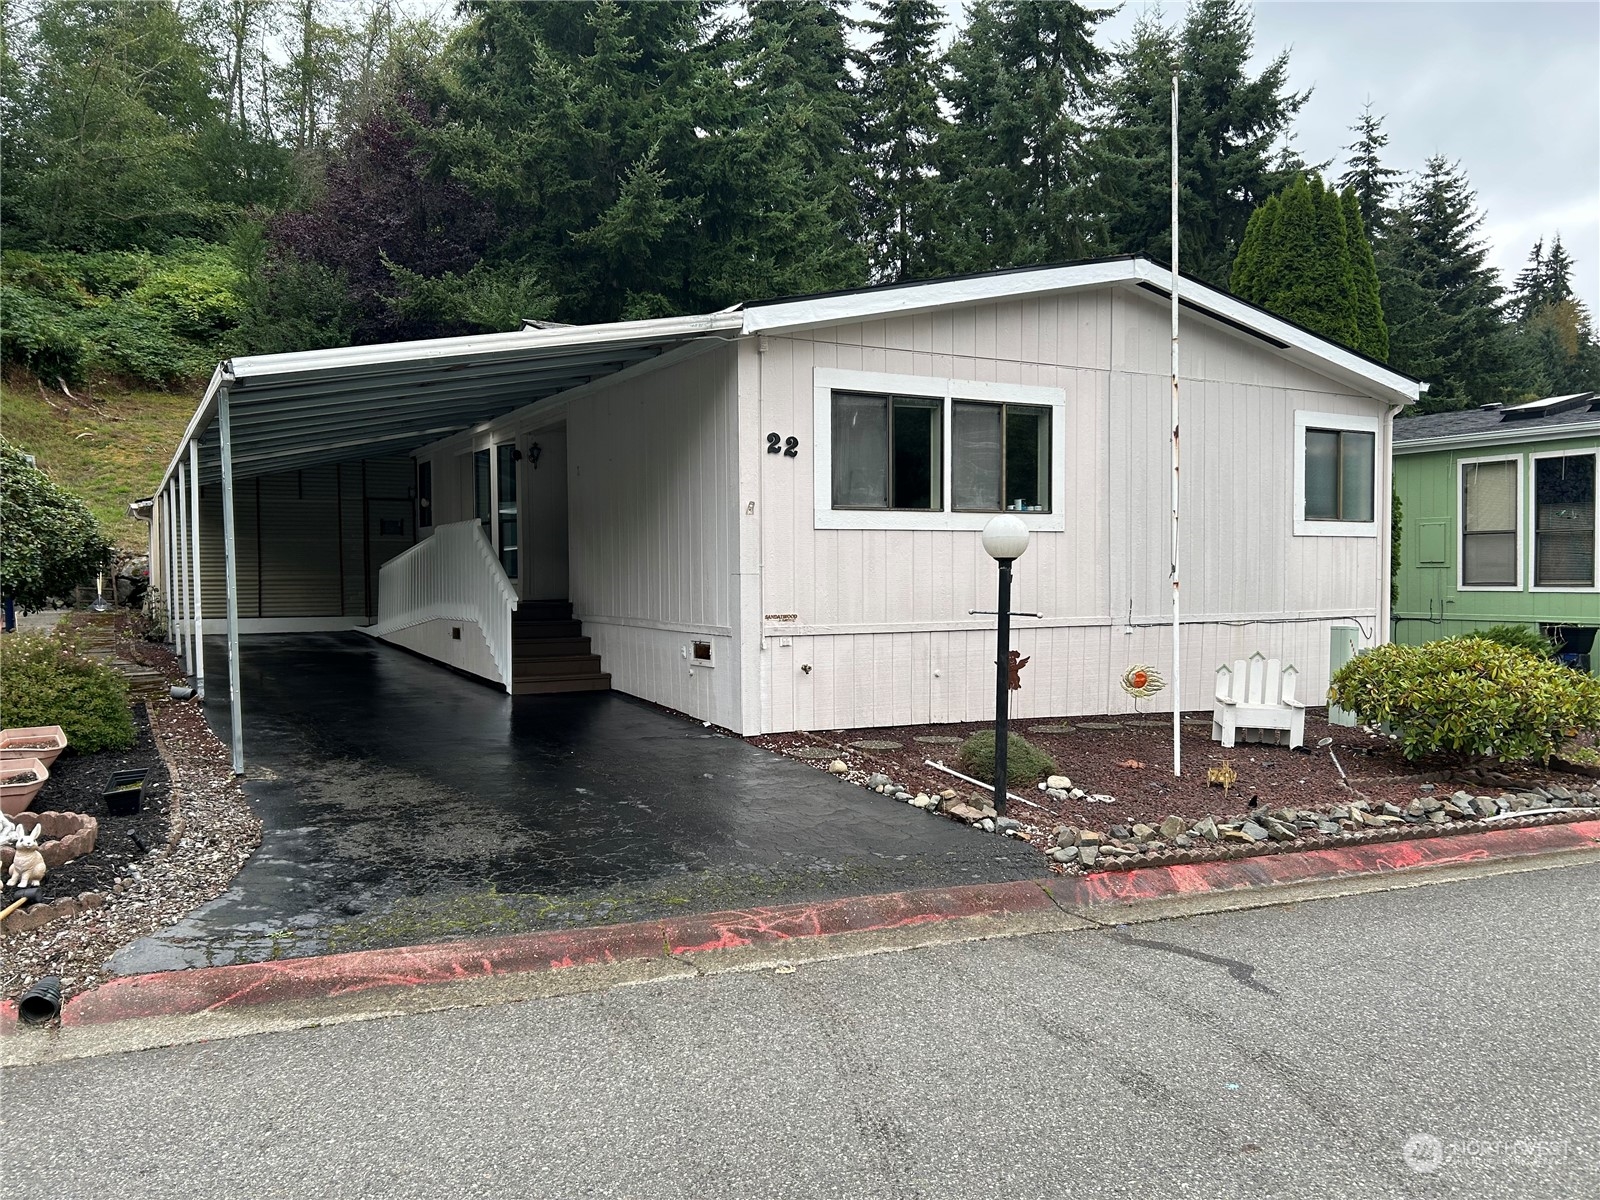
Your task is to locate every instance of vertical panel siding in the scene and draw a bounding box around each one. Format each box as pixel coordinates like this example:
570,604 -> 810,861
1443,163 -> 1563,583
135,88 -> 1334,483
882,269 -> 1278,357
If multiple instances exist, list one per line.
757,286 -> 1385,732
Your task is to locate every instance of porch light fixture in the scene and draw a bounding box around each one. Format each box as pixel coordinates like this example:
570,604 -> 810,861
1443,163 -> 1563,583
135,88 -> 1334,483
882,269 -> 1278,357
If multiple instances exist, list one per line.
528,442 -> 542,469
981,515 -> 1030,815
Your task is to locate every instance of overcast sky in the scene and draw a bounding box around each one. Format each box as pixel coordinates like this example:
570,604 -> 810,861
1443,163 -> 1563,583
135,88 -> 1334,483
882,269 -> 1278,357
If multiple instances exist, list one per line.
1086,0 -> 1600,310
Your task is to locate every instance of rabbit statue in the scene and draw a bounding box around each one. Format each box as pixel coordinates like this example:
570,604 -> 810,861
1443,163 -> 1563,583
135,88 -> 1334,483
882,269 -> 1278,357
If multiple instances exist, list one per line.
6,823 -> 46,889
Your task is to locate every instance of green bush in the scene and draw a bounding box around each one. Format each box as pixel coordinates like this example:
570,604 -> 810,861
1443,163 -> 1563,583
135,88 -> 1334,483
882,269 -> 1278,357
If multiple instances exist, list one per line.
1328,638 -> 1600,764
0,630 -> 136,754
0,282 -> 87,382
1,437 -> 112,609
1447,624 -> 1556,658
958,730 -> 1058,784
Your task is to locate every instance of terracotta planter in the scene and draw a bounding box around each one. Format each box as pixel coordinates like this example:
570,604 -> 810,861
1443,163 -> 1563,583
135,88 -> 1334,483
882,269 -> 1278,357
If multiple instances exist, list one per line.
0,726 -> 68,769
1,757 -> 49,817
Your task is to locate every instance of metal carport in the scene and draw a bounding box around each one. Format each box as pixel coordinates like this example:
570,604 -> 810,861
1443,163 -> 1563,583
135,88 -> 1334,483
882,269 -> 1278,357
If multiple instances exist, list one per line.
149,312 -> 744,774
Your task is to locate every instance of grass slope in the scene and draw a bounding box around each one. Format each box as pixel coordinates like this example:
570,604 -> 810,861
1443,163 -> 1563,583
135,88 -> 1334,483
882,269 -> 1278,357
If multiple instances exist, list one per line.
1,373 -> 199,549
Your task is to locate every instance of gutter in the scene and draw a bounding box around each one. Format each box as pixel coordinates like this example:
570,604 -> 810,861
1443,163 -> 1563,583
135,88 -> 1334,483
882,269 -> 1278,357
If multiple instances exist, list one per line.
1394,420 -> 1600,454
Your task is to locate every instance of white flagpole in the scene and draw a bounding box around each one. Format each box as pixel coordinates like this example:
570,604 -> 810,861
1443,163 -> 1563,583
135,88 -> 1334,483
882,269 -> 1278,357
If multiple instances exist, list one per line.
1170,73 -> 1182,779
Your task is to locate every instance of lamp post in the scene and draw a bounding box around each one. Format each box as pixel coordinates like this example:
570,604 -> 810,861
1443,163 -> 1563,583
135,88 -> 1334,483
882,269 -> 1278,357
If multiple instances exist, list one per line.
981,515 -> 1031,816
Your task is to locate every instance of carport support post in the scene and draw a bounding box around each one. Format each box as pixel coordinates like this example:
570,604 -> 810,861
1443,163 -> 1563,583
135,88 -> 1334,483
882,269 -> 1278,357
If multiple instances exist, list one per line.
189,439 -> 206,698
177,458 -> 195,675
218,385 -> 245,775
162,484 -> 177,648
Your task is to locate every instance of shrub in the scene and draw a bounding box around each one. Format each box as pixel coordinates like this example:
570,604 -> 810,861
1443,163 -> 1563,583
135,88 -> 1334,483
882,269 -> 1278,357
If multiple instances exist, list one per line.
1448,624 -> 1556,658
1328,638 -> 1600,764
1,437 -> 112,609
0,282 -> 87,382
958,730 -> 1058,784
0,630 -> 136,753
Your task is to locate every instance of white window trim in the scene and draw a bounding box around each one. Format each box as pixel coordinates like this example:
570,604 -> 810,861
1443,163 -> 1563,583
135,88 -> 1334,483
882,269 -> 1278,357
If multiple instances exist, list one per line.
1457,453 -> 1524,592
1293,410 -> 1380,538
812,367 -> 1067,532
1528,448 -> 1599,594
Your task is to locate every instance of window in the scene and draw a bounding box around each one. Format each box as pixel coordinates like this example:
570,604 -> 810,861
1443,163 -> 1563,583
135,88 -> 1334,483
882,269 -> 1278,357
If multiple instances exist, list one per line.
952,402 -> 1051,512
1460,458 -> 1519,588
496,443 -> 519,578
473,448 -> 491,535
1533,452 -> 1596,589
417,461 -> 433,528
831,392 -> 942,510
1304,429 -> 1375,522
813,368 -> 1065,531
1294,412 -> 1380,537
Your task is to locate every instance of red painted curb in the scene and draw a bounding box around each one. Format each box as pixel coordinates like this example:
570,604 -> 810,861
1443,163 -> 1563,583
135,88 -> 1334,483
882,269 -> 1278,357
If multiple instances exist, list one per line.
39,818 -> 1600,1030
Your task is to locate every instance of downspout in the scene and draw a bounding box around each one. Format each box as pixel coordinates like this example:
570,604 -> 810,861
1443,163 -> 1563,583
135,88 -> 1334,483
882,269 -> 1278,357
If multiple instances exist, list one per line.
1379,398 -> 1404,646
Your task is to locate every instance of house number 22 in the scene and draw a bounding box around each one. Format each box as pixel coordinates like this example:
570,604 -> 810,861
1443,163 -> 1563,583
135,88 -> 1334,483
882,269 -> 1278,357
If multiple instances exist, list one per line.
767,433 -> 800,458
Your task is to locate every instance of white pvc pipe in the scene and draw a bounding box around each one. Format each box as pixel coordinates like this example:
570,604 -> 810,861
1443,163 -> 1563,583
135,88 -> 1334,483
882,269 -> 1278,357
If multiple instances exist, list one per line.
1170,72 -> 1182,779
922,759 -> 1043,810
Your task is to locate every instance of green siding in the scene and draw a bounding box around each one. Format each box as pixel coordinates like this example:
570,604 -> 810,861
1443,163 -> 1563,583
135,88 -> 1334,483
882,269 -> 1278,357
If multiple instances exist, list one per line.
1393,430 -> 1600,671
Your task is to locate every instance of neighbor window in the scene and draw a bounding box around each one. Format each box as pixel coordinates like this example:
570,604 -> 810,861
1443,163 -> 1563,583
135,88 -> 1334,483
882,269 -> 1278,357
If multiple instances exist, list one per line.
1303,428 -> 1375,523
1461,458 -> 1519,587
496,443 -> 518,578
952,402 -> 1051,512
830,391 -> 942,510
1533,452 -> 1596,588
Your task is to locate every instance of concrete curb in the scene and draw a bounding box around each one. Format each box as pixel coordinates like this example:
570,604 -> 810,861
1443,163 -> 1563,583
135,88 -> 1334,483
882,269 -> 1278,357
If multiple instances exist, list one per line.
0,816 -> 1585,1037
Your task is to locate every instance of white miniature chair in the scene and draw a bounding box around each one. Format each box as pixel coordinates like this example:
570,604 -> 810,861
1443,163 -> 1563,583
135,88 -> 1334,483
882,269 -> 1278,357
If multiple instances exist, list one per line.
1212,652 -> 1306,750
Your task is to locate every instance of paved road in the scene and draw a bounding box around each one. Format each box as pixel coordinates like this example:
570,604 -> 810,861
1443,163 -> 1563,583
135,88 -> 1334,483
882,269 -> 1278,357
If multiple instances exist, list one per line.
117,633 -> 1031,972
15,863 -> 1600,1199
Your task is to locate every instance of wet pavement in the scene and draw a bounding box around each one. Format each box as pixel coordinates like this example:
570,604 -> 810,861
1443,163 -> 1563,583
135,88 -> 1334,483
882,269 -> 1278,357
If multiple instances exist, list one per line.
112,634 -> 1034,972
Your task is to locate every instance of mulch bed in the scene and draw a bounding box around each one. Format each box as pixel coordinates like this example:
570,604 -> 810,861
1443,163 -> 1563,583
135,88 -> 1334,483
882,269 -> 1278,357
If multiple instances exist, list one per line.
750,709 -> 1598,841
26,705 -> 173,904
2,619 -> 262,1004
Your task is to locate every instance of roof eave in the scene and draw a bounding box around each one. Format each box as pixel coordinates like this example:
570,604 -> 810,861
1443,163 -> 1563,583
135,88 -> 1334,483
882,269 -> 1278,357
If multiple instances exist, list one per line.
1394,420 -> 1600,454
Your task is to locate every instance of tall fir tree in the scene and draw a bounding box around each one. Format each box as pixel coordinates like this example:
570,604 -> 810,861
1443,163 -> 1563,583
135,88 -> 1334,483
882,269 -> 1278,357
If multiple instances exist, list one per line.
1342,187 -> 1388,360
1090,0 -> 1308,285
935,0 -> 1108,274
1337,101 -> 1402,239
1378,156 -> 1513,410
855,0 -> 947,282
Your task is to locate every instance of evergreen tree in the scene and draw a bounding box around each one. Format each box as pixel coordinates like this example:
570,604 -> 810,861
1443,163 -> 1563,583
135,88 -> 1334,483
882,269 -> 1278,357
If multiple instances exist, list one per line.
935,0 -> 1108,274
1509,235 -> 1577,322
856,0 -> 947,282
1342,187 -> 1388,359
1378,156 -> 1513,410
1507,235 -> 1599,396
1091,0 -> 1308,285
1337,101 -> 1402,238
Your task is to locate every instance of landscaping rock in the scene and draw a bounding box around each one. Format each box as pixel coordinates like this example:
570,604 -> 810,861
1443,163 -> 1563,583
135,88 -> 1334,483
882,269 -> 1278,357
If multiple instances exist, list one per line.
1046,775 -> 1072,791
828,760 -> 848,775
1238,821 -> 1270,842
1130,823 -> 1155,841
1051,846 -> 1079,864
1192,816 -> 1219,841
1159,814 -> 1186,840
1078,845 -> 1100,866
866,773 -> 892,790
850,740 -> 904,751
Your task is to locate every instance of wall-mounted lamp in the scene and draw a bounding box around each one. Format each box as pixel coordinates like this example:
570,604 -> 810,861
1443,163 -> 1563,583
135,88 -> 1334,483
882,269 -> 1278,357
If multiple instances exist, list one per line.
529,442 -> 542,469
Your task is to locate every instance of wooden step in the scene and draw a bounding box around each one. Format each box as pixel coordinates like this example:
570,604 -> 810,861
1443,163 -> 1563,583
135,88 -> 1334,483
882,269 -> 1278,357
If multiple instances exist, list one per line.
514,601 -> 573,622
513,619 -> 583,640
511,673 -> 612,696
513,654 -> 604,679
512,636 -> 592,658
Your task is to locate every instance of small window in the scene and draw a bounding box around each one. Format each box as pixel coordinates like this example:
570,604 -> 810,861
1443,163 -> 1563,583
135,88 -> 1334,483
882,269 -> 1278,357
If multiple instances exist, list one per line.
496,443 -> 518,578
952,401 -> 1051,512
1534,453 -> 1595,588
473,449 -> 491,534
830,392 -> 942,510
417,460 -> 433,528
1304,428 -> 1375,522
692,640 -> 713,662
1462,459 -> 1519,587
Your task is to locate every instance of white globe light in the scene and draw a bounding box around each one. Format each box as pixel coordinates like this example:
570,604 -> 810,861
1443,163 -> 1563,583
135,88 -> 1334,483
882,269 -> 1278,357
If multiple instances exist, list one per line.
981,514 -> 1030,561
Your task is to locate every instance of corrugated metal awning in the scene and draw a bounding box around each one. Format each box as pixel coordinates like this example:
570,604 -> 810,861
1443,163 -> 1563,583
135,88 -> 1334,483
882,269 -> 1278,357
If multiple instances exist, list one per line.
161,312 -> 744,488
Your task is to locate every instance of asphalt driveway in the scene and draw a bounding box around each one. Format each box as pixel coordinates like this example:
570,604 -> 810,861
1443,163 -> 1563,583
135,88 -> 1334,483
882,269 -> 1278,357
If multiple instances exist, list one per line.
112,633 -> 1031,972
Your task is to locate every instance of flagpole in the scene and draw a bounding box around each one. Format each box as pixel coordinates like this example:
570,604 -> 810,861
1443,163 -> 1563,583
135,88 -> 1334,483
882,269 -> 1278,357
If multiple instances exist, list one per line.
1170,72 -> 1182,779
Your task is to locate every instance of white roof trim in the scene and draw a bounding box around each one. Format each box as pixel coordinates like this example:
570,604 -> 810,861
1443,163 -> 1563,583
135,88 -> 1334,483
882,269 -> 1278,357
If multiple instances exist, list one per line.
740,258 -> 1422,408
1394,420 -> 1600,454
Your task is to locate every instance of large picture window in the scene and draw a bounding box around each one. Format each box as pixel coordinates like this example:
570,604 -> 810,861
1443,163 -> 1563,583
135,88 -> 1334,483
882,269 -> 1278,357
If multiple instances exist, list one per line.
952,402 -> 1051,512
830,392 -> 942,510
1461,458 -> 1519,587
1533,452 -> 1596,588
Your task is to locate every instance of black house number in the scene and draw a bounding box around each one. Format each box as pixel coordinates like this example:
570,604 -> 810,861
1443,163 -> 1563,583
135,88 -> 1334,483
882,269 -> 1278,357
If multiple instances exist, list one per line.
767,434 -> 801,458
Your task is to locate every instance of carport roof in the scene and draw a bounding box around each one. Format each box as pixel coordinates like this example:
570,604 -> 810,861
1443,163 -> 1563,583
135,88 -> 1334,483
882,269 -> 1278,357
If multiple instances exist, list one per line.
162,311 -> 744,487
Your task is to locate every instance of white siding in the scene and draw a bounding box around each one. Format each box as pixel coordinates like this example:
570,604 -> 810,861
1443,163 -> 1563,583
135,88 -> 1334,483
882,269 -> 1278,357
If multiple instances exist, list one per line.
755,286 -> 1385,732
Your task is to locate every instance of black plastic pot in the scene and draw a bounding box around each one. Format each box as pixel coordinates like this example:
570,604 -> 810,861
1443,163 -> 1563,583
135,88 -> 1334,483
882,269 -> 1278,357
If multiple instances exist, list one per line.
17,975 -> 61,1025
103,768 -> 150,817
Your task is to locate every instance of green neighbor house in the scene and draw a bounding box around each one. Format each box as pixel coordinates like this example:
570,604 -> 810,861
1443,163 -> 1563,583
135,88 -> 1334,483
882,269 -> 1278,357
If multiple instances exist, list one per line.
1393,392 -> 1599,673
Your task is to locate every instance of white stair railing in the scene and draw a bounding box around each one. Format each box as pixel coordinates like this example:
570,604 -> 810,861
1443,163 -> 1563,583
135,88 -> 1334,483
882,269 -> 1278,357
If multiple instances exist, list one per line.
370,520 -> 519,691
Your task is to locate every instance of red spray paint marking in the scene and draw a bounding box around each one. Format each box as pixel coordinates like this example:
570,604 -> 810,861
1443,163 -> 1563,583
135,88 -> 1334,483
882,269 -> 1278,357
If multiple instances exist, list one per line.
27,819 -> 1598,1031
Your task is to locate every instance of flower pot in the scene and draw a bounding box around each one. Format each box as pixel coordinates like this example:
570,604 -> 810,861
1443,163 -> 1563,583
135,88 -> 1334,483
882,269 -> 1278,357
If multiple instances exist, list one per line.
103,768 -> 150,817
0,726 -> 68,769
0,758 -> 49,818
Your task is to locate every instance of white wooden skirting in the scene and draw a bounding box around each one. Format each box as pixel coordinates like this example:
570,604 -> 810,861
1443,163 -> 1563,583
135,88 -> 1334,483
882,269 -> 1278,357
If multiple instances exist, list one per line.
369,520 -> 519,691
